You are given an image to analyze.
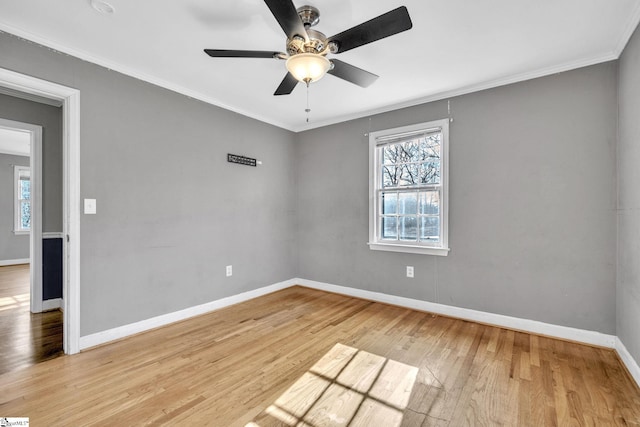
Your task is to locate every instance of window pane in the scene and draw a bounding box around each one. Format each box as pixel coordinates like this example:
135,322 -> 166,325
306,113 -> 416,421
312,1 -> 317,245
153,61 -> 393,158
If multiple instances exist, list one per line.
382,165 -> 397,188
381,217 -> 397,240
399,216 -> 417,241
382,193 -> 397,214
21,200 -> 31,229
398,193 -> 417,215
420,162 -> 440,184
398,163 -> 420,187
402,141 -> 421,163
419,191 -> 440,215
20,179 -> 31,200
420,217 -> 439,242
422,135 -> 441,159
383,145 -> 400,165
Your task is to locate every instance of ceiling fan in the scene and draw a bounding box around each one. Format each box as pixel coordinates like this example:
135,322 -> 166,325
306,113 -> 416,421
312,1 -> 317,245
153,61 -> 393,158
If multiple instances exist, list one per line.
204,0 -> 413,96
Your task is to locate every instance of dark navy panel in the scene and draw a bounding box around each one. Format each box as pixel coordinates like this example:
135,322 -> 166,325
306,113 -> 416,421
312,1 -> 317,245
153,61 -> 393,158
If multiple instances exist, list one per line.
43,237 -> 63,300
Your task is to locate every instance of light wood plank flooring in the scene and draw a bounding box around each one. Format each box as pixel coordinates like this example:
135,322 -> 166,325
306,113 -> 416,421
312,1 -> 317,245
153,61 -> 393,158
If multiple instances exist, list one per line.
0,286 -> 638,425
0,264 -> 64,375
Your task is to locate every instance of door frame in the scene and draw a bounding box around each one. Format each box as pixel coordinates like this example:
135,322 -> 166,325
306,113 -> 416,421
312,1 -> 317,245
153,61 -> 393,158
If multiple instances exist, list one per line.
0,118 -> 43,313
0,67 -> 81,354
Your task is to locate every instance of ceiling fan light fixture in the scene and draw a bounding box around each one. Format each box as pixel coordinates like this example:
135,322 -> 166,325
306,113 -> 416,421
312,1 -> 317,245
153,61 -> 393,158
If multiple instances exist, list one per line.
286,53 -> 331,84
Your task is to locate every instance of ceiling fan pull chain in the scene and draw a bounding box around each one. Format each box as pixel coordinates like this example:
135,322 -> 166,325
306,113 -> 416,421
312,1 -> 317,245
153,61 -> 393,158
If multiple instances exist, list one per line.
305,81 -> 311,122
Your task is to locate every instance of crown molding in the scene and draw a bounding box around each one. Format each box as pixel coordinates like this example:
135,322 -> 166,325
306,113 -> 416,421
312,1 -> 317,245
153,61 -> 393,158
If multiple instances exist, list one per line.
292,52 -> 620,132
613,2 -> 640,56
0,26 -> 292,131
3,3 -> 639,135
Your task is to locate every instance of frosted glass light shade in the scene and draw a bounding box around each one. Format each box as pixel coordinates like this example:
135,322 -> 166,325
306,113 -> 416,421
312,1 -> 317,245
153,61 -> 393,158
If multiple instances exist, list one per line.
286,53 -> 331,83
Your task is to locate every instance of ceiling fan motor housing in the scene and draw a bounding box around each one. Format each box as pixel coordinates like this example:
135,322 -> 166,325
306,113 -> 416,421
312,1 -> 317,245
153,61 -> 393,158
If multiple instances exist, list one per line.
287,29 -> 328,55
286,5 -> 339,56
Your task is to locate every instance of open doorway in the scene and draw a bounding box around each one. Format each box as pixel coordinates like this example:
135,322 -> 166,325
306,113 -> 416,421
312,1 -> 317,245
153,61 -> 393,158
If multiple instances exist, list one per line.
0,67 -> 81,357
0,113 -> 64,373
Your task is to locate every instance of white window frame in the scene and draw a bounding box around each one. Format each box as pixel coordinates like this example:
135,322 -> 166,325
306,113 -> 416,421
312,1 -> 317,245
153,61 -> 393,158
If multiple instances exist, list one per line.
14,165 -> 31,234
368,119 -> 450,256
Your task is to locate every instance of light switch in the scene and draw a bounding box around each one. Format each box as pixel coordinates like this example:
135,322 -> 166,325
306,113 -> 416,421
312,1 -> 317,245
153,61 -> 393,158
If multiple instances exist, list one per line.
84,198 -> 97,214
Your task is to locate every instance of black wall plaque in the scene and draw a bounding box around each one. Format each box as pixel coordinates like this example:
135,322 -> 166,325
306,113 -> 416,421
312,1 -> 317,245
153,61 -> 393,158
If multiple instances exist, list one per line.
227,153 -> 257,167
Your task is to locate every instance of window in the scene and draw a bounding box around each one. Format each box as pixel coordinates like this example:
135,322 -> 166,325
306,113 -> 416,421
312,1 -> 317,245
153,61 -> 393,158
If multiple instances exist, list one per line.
369,119 -> 449,256
14,165 -> 31,233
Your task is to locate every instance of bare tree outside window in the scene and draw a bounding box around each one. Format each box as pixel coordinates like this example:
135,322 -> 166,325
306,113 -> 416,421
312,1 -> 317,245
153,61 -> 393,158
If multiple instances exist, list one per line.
382,135 -> 441,188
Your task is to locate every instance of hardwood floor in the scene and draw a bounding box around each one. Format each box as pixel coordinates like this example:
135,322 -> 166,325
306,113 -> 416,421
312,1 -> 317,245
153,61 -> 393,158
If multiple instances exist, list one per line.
0,286 -> 638,426
0,264 -> 64,375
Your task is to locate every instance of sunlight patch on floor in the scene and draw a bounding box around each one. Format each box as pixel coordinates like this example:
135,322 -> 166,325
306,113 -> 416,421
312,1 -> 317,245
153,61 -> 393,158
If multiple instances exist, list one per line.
249,343 -> 418,427
0,293 -> 29,311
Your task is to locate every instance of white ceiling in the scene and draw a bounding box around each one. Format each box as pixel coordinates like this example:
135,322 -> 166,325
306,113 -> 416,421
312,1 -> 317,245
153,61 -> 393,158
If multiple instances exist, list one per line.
0,0 -> 639,132
0,127 -> 30,156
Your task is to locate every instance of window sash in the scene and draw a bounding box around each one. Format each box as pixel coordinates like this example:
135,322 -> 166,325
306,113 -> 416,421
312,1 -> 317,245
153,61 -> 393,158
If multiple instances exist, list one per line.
376,187 -> 443,246
376,135 -> 443,247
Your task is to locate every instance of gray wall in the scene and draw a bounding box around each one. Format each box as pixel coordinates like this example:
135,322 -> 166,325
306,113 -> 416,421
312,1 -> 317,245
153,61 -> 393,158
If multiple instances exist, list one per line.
0,32 -> 298,336
0,30 -> 622,340
618,24 -> 640,366
0,92 -> 63,233
296,62 -> 618,334
0,153 -> 29,260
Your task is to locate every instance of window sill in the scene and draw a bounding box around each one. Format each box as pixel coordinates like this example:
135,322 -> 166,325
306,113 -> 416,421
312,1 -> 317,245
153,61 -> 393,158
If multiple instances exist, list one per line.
368,242 -> 450,256
13,230 -> 30,235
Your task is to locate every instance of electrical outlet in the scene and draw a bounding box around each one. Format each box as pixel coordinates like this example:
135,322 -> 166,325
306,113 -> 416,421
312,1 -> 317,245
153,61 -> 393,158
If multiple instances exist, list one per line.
406,266 -> 414,278
226,265 -> 232,277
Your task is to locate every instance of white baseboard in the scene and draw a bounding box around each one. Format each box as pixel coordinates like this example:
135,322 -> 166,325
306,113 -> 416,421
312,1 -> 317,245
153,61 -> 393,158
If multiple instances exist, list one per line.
294,278 -> 618,349
616,337 -> 640,387
75,276 -> 638,390
0,258 -> 29,266
78,278 -> 297,350
42,298 -> 62,311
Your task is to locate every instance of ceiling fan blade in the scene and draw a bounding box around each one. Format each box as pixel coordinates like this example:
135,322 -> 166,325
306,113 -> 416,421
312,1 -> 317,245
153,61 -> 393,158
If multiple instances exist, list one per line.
204,49 -> 284,58
274,72 -> 298,95
328,59 -> 379,88
264,0 -> 308,41
328,6 -> 412,54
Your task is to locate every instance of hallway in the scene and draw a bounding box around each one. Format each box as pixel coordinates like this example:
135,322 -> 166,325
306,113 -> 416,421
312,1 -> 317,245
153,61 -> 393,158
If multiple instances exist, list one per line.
0,264 -> 63,375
